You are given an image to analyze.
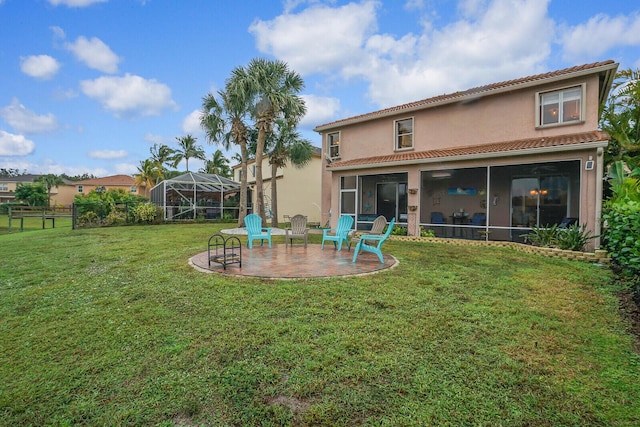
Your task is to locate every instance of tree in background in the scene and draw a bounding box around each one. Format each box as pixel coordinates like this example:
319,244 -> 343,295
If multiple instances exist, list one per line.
200,149 -> 231,177
14,183 -> 48,206
35,174 -> 64,207
201,87 -> 252,226
601,68 -> 640,171
266,119 -> 314,227
229,58 -> 306,225
135,159 -> 164,195
172,135 -> 205,172
149,143 -> 176,179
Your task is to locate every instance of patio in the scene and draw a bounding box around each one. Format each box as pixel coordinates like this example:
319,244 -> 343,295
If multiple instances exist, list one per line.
189,243 -> 398,279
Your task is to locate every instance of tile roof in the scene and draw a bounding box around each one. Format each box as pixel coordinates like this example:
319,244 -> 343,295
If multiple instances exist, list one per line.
327,130 -> 609,169
315,60 -> 617,131
75,174 -> 137,186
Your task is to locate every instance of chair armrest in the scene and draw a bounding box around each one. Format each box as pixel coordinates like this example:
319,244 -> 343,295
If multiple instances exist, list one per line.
322,228 -> 335,237
358,234 -> 385,241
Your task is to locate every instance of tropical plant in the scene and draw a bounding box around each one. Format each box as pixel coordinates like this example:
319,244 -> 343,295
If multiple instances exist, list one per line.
14,183 -> 48,206
149,143 -> 175,179
201,87 -> 252,227
172,135 -> 206,172
265,119 -> 314,227
135,159 -> 164,194
524,224 -> 560,247
131,203 -> 160,223
607,160 -> 640,203
199,149 -> 231,177
524,223 -> 594,252
602,200 -> 640,282
601,68 -> 640,170
35,174 -> 64,207
229,58 -> 306,225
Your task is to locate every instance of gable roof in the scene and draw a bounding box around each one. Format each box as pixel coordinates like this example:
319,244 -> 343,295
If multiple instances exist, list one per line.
327,130 -> 609,170
315,60 -> 618,132
75,174 -> 137,186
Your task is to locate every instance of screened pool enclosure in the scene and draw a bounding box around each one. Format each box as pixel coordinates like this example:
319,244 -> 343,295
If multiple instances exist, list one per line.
150,172 -> 241,221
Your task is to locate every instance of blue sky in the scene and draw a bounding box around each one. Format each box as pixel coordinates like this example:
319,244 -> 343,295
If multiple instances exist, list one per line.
1,0 -> 639,177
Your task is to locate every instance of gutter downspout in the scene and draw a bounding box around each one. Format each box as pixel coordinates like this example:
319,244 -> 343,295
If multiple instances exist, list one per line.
594,147 -> 604,249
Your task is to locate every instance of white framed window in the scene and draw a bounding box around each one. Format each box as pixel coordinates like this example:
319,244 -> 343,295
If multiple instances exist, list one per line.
537,85 -> 584,127
395,117 -> 413,150
77,185 -> 83,193
130,186 -> 137,193
0,183 -> 8,191
328,132 -> 340,158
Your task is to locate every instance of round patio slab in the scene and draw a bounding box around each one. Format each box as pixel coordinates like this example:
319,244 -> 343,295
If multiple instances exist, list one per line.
189,243 -> 398,279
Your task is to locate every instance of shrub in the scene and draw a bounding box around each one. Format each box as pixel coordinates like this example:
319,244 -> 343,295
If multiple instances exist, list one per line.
131,203 -> 160,223
78,211 -> 99,228
420,226 -> 435,237
524,223 -> 594,252
602,200 -> 640,282
390,224 -> 407,235
104,208 -> 127,226
555,224 -> 594,251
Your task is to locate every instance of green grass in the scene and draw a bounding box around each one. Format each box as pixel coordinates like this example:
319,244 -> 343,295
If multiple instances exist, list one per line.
1,223 -> 638,426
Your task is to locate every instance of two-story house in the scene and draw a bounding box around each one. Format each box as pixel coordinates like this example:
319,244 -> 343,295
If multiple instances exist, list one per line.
232,147 -> 324,225
314,60 -> 618,249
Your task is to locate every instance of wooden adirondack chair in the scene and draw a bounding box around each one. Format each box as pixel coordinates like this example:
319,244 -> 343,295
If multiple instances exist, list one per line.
352,217 -> 395,263
285,214 -> 308,247
321,215 -> 354,251
244,213 -> 272,248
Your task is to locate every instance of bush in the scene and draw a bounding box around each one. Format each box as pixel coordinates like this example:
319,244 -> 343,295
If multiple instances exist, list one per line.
131,203 -> 160,223
420,226 -> 435,237
390,224 -> 407,236
524,223 -> 594,251
104,208 -> 127,226
78,211 -> 99,228
602,200 -> 640,282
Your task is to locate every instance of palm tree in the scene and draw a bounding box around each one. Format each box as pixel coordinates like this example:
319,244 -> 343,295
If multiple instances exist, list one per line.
35,174 -> 64,208
229,58 -> 306,225
266,119 -> 314,227
135,159 -> 163,196
200,149 -> 231,177
149,143 -> 175,178
172,134 -> 206,172
201,88 -> 251,226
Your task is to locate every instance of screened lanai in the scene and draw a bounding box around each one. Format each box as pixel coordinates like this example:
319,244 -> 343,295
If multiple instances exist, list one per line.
150,172 -> 241,221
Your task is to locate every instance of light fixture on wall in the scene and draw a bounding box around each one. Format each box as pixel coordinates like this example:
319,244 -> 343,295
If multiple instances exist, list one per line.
585,155 -> 594,170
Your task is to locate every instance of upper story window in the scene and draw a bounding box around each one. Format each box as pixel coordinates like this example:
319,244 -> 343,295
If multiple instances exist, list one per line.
130,186 -> 137,193
538,85 -> 584,127
328,132 -> 340,158
77,185 -> 83,193
395,118 -> 413,150
0,183 -> 8,191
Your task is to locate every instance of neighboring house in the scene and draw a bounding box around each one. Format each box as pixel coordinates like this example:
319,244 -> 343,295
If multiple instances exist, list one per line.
72,175 -> 144,202
0,174 -> 42,204
232,147 -> 324,225
314,60 -> 619,250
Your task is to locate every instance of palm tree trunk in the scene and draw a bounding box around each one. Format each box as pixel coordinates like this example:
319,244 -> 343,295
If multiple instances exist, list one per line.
255,126 -> 266,226
270,162 -> 279,228
238,142 -> 249,227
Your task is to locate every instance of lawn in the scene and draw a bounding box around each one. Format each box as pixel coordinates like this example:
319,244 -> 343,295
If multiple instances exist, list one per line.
1,223 -> 638,426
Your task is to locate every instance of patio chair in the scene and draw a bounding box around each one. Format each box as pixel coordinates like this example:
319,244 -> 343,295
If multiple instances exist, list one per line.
469,212 -> 486,239
430,211 -> 448,237
349,215 -> 387,249
321,214 -> 354,251
285,214 -> 308,247
352,217 -> 395,263
244,213 -> 272,249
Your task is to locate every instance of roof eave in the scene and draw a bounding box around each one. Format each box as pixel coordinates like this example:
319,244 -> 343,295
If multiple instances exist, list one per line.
325,140 -> 609,171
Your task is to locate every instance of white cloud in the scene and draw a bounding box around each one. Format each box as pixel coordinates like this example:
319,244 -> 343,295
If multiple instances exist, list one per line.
0,130 -> 36,156
182,110 -> 203,134
249,1 -> 379,75
559,12 -> 640,62
144,133 -> 166,145
89,149 -> 128,159
65,36 -> 120,73
251,0 -> 553,109
80,74 -> 178,118
48,0 -> 107,7
114,163 -> 137,175
299,94 -> 340,128
0,98 -> 58,134
20,55 -> 61,80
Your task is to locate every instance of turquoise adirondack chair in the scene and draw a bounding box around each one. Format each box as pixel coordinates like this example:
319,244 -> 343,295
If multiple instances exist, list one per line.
321,215 -> 354,251
244,213 -> 272,248
352,217 -> 395,263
